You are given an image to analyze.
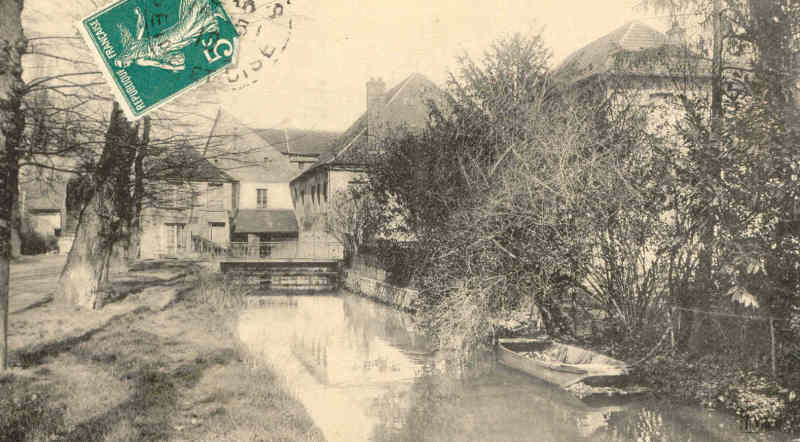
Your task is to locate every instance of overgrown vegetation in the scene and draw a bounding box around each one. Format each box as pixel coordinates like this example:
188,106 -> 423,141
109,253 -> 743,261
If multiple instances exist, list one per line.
362,1 -> 800,433
18,229 -> 57,256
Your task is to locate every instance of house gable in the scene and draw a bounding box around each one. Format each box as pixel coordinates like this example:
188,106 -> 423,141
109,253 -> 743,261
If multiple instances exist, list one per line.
296,73 -> 446,179
209,110 -> 297,183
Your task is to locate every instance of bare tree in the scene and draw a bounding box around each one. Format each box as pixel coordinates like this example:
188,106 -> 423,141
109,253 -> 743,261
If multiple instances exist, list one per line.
325,187 -> 385,264
0,0 -> 26,370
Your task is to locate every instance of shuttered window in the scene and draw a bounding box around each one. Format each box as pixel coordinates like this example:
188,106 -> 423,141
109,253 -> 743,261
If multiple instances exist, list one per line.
257,188 -> 268,208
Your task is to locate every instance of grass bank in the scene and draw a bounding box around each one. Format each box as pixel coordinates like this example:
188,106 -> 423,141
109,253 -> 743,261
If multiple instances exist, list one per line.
1,259 -> 324,442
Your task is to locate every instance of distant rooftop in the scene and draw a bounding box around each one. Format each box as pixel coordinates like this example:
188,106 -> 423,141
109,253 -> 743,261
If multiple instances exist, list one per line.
296,72 -> 445,180
254,128 -> 340,156
208,110 -> 297,183
555,21 -> 675,80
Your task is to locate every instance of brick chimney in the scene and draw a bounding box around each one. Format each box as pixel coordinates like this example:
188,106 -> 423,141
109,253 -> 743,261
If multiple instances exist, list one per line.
366,77 -> 386,150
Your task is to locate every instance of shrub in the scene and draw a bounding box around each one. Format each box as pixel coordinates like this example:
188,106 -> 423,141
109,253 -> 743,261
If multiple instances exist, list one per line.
0,376 -> 65,442
20,229 -> 58,255
721,373 -> 791,432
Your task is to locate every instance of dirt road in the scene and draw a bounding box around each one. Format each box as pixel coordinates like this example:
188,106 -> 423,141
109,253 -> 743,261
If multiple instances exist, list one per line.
9,254 -> 66,313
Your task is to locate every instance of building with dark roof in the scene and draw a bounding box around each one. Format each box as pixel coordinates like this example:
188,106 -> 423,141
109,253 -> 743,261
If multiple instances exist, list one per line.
203,110 -> 304,251
254,128 -> 339,172
289,73 -> 446,236
138,145 -> 238,259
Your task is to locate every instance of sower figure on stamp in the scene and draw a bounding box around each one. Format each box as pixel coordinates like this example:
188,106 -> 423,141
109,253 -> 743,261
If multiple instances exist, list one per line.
115,0 -> 227,71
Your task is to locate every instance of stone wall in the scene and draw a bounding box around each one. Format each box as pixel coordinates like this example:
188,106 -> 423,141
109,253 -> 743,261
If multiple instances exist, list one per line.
343,258 -> 418,311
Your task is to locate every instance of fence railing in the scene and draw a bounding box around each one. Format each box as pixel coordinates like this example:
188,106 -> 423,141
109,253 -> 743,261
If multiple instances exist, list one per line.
191,235 -> 228,256
669,306 -> 789,377
228,240 -> 344,260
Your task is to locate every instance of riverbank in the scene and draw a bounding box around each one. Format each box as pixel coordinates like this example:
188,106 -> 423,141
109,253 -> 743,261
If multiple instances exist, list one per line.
1,259 -> 324,442
626,350 -> 800,434
341,258 -> 800,438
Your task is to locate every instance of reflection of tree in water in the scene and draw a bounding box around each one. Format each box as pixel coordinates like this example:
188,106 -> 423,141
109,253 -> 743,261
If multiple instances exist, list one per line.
341,295 -> 433,353
369,366 -> 620,442
595,405 -> 752,442
598,407 -> 683,441
370,372 -> 466,442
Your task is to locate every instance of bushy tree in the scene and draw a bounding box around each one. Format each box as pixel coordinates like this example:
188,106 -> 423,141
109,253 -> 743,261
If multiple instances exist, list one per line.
371,32 -> 669,352
324,186 -> 385,265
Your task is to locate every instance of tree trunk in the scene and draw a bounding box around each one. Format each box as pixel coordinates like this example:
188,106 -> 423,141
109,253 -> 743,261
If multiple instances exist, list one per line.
58,102 -> 137,309
108,235 -> 129,277
57,192 -> 114,309
128,117 -> 149,265
10,203 -> 20,259
680,0 -> 724,350
0,0 -> 25,370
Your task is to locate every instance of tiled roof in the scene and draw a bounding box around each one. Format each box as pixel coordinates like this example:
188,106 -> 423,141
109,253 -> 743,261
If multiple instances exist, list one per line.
208,110 -> 297,183
232,209 -> 298,234
155,145 -> 235,182
254,128 -> 340,156
555,21 -> 670,80
294,73 -> 445,181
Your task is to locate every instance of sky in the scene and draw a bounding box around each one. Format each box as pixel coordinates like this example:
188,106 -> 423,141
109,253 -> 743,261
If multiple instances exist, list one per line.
22,0 -> 670,134
217,0 -> 669,132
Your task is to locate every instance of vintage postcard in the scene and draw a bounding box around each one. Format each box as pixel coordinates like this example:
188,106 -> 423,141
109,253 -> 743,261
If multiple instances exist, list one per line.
6,0 -> 800,441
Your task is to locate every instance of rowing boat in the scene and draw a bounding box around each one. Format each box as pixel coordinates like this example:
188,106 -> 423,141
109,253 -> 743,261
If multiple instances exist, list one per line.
497,337 -> 632,393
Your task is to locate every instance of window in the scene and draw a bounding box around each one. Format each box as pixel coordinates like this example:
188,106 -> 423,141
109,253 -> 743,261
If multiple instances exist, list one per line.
207,183 -> 224,210
165,223 -> 186,254
323,182 -> 328,202
209,222 -> 226,245
257,188 -> 268,208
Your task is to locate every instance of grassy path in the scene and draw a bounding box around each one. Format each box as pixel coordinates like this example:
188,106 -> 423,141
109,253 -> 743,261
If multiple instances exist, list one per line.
1,259 -> 325,442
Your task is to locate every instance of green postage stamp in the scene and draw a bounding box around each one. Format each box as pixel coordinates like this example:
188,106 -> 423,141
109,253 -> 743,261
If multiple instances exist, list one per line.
79,0 -> 238,119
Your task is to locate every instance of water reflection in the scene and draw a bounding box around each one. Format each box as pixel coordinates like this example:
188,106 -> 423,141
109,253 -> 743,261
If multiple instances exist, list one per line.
237,294 -> 789,442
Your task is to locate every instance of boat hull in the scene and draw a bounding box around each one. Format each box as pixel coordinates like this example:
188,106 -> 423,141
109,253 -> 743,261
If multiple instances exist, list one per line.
496,338 -> 630,388
497,340 -> 591,388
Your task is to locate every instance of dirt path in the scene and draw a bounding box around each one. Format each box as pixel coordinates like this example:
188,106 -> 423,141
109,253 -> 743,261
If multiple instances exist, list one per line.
10,255 -> 66,313
1,260 -> 325,442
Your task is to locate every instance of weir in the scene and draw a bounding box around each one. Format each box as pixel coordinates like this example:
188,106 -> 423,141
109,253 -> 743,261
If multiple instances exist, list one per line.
220,258 -> 341,291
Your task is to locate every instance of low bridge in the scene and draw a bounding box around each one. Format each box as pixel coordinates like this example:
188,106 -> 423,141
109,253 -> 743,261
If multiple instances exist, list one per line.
218,240 -> 344,291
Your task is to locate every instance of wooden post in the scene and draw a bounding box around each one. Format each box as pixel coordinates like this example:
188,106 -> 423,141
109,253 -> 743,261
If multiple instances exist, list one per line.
770,318 -> 776,377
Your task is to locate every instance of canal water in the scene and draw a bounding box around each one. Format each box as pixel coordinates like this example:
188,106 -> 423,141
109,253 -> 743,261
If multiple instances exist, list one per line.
237,293 -> 790,442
